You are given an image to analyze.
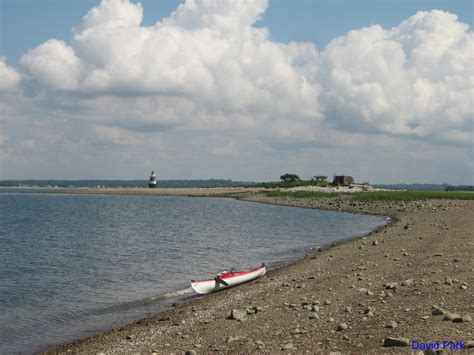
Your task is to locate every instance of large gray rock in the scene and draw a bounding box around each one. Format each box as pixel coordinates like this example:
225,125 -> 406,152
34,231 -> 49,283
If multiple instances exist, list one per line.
443,312 -> 462,322
229,308 -> 247,321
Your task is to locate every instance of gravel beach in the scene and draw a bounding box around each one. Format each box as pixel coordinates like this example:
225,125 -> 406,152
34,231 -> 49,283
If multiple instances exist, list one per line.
44,190 -> 473,354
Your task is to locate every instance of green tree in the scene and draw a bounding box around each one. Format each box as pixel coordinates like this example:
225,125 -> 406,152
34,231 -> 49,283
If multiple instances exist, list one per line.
280,173 -> 301,182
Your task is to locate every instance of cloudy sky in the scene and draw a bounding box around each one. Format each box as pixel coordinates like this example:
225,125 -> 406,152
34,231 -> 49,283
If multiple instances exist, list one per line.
0,0 -> 472,183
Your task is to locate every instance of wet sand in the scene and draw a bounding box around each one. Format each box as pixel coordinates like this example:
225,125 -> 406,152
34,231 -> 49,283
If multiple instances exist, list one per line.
44,191 -> 473,354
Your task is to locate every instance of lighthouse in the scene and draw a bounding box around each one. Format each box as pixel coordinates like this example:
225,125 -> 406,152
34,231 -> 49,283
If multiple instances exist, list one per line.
148,171 -> 157,188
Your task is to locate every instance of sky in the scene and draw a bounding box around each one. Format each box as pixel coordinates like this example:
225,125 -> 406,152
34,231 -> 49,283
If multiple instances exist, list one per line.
0,0 -> 473,184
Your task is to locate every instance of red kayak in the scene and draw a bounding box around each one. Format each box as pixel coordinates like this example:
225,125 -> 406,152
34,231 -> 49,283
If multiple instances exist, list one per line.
191,264 -> 266,294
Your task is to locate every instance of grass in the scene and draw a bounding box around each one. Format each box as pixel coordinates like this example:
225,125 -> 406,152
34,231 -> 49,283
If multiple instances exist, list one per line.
254,180 -> 331,189
353,190 -> 474,201
266,190 -> 339,198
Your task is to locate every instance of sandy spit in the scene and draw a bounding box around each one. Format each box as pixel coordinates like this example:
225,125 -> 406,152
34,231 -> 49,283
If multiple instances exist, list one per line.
44,191 -> 473,354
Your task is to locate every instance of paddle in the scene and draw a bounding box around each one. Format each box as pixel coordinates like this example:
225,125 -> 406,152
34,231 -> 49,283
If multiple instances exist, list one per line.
214,276 -> 229,287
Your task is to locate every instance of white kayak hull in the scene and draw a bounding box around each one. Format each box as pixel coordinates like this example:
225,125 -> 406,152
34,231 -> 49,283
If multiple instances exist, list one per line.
191,264 -> 266,294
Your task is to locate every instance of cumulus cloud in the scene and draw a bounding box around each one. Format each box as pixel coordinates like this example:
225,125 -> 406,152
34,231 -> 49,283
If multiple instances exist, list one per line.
20,0 -> 319,123
318,10 -> 473,144
0,57 -> 21,91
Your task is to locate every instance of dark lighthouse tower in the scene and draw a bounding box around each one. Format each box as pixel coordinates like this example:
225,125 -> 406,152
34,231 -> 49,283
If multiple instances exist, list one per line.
148,171 -> 157,188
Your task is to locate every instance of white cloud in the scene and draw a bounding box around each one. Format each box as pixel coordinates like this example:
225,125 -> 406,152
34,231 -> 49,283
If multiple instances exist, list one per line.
318,10 -> 473,144
0,57 -> 21,91
20,0 -> 319,123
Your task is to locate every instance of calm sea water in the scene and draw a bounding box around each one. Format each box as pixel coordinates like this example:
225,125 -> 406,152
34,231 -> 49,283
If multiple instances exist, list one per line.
0,191 -> 388,353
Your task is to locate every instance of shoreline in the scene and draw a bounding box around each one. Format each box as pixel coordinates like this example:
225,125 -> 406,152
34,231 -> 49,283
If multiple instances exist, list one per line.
38,190 -> 473,353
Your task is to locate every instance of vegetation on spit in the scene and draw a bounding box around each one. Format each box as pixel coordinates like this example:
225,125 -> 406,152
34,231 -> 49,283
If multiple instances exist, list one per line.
266,190 -> 339,198
353,190 -> 474,201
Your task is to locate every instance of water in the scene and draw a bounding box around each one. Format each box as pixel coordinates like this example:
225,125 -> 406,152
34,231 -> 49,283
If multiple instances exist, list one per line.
0,191 -> 388,353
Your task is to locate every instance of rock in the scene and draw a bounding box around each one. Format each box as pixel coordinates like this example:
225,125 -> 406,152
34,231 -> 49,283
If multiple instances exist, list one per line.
401,279 -> 414,286
385,321 -> 397,329
282,343 -> 295,350
229,308 -> 247,321
443,312 -> 461,322
466,340 -> 474,348
372,240 -> 379,246
445,277 -> 453,285
227,336 -> 239,343
312,305 -> 320,312
358,287 -> 368,293
364,306 -> 375,316
434,252 -> 443,257
184,351 -> 197,355
432,306 -> 446,316
344,306 -> 352,313
337,323 -> 348,331
325,300 -> 331,305
292,328 -> 302,335
461,314 -> 472,322
385,282 -> 398,290
309,312 -> 319,319
383,337 -> 410,347
246,307 -> 256,315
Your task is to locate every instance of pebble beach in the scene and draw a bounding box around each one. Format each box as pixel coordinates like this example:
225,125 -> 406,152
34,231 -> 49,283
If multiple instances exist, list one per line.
43,189 -> 473,354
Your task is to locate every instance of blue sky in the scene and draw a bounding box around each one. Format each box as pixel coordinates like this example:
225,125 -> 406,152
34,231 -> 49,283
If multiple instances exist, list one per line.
2,0 -> 472,65
0,0 -> 472,183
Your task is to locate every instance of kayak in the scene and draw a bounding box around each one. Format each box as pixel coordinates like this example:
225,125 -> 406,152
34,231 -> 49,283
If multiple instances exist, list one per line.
191,264 -> 266,294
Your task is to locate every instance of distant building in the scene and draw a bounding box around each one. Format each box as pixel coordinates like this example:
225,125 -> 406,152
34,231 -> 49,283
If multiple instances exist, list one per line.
332,175 -> 354,186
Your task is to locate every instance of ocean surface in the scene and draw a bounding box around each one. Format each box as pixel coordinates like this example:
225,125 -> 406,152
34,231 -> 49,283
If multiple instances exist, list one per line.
0,190 -> 388,353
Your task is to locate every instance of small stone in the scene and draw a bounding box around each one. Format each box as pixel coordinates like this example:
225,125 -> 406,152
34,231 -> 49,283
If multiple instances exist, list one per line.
385,282 -> 398,290
312,305 -> 320,312
401,279 -> 414,286
337,323 -> 348,331
445,277 -> 453,285
227,336 -> 239,343
373,240 -> 379,245
434,252 -> 443,257
184,351 -> 197,355
383,337 -> 410,347
344,306 -> 352,313
309,312 -> 319,319
282,343 -> 295,350
461,314 -> 472,322
325,300 -> 331,305
466,340 -> 474,348
385,321 -> 397,329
